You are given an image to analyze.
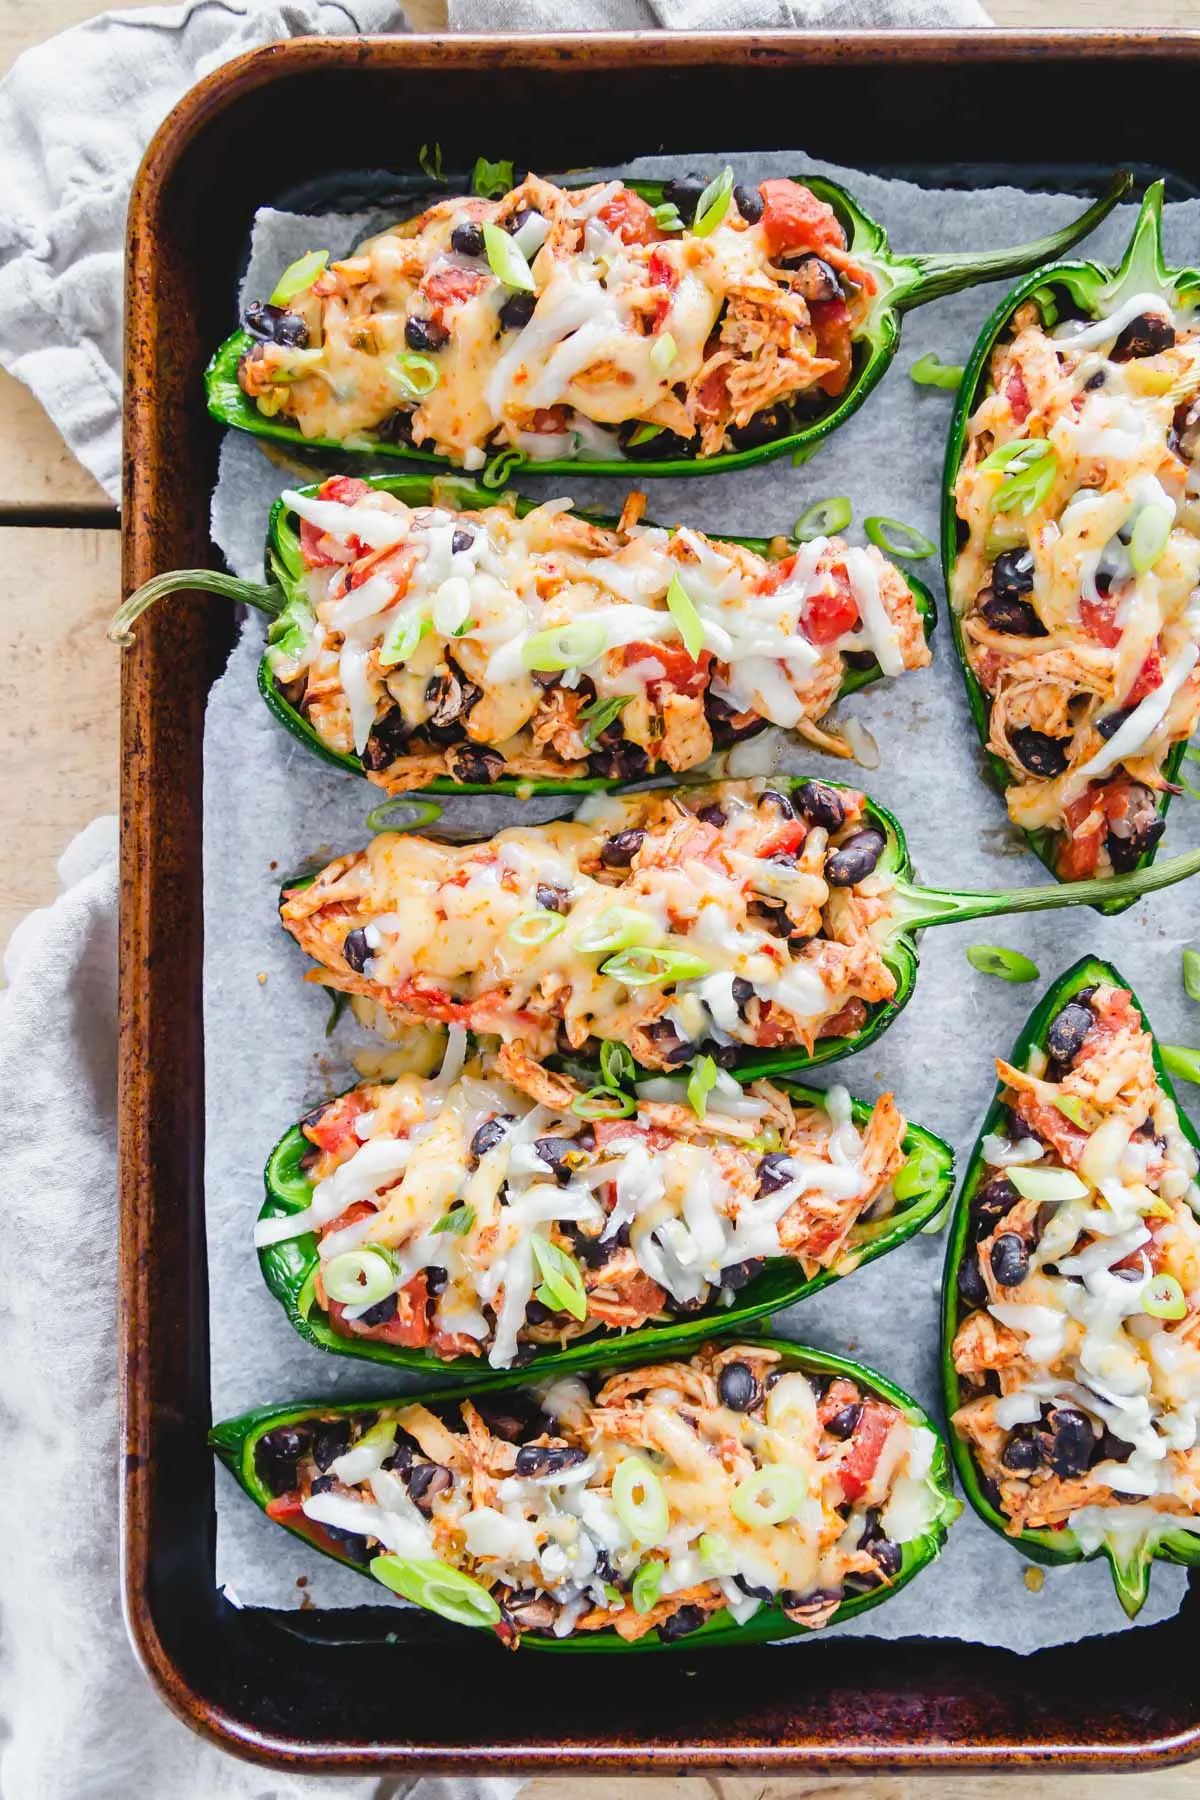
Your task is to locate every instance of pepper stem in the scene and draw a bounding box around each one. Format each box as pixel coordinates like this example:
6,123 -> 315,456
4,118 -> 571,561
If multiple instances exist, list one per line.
108,569 -> 284,646
894,170 -> 1133,313
891,841 -> 1200,934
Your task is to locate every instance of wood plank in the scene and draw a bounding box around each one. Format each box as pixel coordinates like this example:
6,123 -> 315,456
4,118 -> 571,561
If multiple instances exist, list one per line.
528,1775 -> 1200,1800
0,370 -> 112,515
0,528 -> 118,947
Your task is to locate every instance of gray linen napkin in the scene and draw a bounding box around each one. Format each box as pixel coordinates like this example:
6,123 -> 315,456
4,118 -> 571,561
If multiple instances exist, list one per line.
0,1 -> 990,1795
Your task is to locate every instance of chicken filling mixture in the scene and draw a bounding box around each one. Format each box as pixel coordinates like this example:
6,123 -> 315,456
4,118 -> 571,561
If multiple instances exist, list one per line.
952,291 -> 1200,880
273,476 -> 927,792
951,982 -> 1200,1557
257,1047 -> 910,1367
251,1343 -> 942,1644
237,173 -> 877,467
280,779 -> 902,1069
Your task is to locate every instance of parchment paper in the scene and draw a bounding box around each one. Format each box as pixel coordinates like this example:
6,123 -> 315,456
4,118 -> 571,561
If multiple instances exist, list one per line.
204,154 -> 1200,1645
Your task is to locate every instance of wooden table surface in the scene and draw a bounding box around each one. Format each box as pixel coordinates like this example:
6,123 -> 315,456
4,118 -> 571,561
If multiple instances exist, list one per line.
5,0 -> 1200,1787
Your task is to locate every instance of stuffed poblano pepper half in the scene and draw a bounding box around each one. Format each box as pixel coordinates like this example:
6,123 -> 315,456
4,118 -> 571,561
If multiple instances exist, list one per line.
280,775 -> 1200,1082
943,183 -> 1200,913
256,1038 -> 953,1374
943,954 -> 1200,1617
210,1335 -> 960,1649
207,166 -> 1129,480
110,472 -> 933,797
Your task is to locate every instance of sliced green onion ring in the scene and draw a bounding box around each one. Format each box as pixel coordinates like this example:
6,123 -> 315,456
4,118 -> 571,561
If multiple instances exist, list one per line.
1130,502 -> 1175,574
529,1235 -> 588,1321
521,618 -> 608,673
1007,1166 -> 1089,1204
966,944 -> 1040,983
612,1455 -> 670,1541
1162,1044 -> 1200,1086
665,573 -> 705,660
687,1053 -> 718,1120
652,202 -> 684,233
481,447 -> 525,490
572,1086 -> 636,1122
506,909 -> 568,947
864,516 -> 936,561
364,796 -> 443,834
371,1554 -> 501,1627
482,221 -> 536,292
579,694 -> 632,747
1052,1093 -> 1089,1128
418,143 -> 445,183
431,1204 -> 475,1237
910,352 -> 964,389
600,945 -> 713,987
1143,1273 -> 1187,1320
1184,949 -> 1200,1003
392,352 -> 440,399
270,250 -> 328,305
731,1463 -> 807,1528
627,422 -> 664,447
631,1559 -> 664,1614
891,1147 -> 939,1203
575,906 -> 657,956
649,332 -> 678,376
795,496 -> 852,542
472,156 -> 513,198
323,1247 -> 395,1307
692,166 -> 734,238
599,1039 -> 636,1089
379,608 -> 430,669
698,1531 -> 738,1577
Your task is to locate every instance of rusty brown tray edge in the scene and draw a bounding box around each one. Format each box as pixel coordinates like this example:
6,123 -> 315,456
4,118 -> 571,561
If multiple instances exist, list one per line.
119,27 -> 1200,1774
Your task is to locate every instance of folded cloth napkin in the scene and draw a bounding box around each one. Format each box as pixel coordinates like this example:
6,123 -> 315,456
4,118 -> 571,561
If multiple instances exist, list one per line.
0,0 -> 989,1795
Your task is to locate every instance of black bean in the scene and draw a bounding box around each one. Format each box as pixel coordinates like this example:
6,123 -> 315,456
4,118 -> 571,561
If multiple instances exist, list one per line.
974,1174 -> 1020,1235
425,669 -> 480,731
342,927 -> 373,973
1084,369 -> 1106,391
405,315 -> 448,352
358,1291 -> 399,1327
957,1252 -> 987,1308
524,1298 -> 553,1325
450,221 -> 485,257
426,1265 -> 448,1295
664,1292 -> 707,1318
980,590 -> 1046,637
657,1604 -> 707,1642
1045,1406 -> 1096,1477
867,1536 -> 902,1579
322,1526 -> 372,1563
534,1136 -> 580,1183
448,747 -> 505,785
1096,704 -> 1135,741
1095,1428 -> 1134,1465
312,1418 -> 352,1472
758,787 -> 794,820
785,253 -> 841,304
728,408 -> 791,451
471,1116 -> 511,1159
1046,1000 -> 1095,1066
795,780 -> 846,831
696,803 -> 727,827
717,1361 -> 760,1412
377,408 -> 416,445
990,1233 -> 1029,1288
600,828 -> 645,869
588,742 -> 650,782
566,1223 -> 615,1268
719,1258 -> 764,1291
1112,312 -> 1176,361
254,1425 -> 310,1496
1009,726 -> 1070,779
704,692 -> 764,747
733,182 -> 764,223
824,828 -> 885,887
643,1020 -> 694,1066
498,291 -> 536,333
243,301 -> 309,348
825,1402 -> 863,1440
514,1444 -> 588,1478
1000,1425 -> 1043,1472
451,527 -> 475,554
505,206 -> 535,235
663,174 -> 707,214
536,883 -> 570,914
310,1473 -> 336,1495
780,1588 -> 840,1626
991,548 -> 1035,601
1105,781 -> 1165,874
361,707 -> 411,770
732,976 -> 755,1019
734,1573 -> 775,1601
756,1151 -> 793,1197
404,1462 -> 453,1509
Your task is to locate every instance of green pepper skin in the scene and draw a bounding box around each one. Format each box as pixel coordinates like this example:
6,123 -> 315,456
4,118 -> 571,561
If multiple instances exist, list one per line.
209,171 -> 1130,479
941,184 -> 1200,916
210,1332 -> 961,1649
941,953 -> 1200,1617
258,1076 -> 954,1377
259,472 -> 934,798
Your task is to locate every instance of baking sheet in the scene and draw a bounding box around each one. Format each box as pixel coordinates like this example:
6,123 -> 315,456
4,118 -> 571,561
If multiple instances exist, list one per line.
203,153 -> 1200,1645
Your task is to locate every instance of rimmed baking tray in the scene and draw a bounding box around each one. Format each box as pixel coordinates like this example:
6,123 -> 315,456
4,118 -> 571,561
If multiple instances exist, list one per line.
120,28 -> 1200,1773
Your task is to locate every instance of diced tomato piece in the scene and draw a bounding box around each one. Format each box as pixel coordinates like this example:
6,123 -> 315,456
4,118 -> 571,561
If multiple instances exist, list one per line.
593,1119 -> 675,1155
423,266 -> 490,310
389,978 -> 471,1024
321,1199 -> 376,1238
1006,365 -> 1031,424
303,1090 -> 374,1156
266,1494 -> 358,1560
692,363 -> 730,421
1058,789 -> 1104,881
647,248 -> 679,330
837,1401 -> 894,1503
597,188 -> 659,246
347,542 -> 417,598
266,1495 -> 305,1521
300,476 -> 375,567
431,1330 -> 484,1359
1092,983 -> 1138,1037
326,1273 -> 432,1348
1079,594 -> 1122,648
621,638 -> 710,698
818,1378 -> 860,1427
801,569 -> 860,646
756,552 -> 799,597
528,406 -> 571,434
758,179 -> 846,260
810,296 -> 854,398
1126,647 -> 1163,708
817,998 -> 868,1040
760,819 -> 806,858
